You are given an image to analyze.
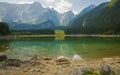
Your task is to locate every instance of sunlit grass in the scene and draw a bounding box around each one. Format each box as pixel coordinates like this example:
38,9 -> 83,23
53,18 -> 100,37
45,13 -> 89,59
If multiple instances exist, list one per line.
107,0 -> 117,7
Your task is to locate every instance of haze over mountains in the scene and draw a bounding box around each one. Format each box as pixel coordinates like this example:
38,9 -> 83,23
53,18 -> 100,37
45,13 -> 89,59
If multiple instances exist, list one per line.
0,2 -> 74,30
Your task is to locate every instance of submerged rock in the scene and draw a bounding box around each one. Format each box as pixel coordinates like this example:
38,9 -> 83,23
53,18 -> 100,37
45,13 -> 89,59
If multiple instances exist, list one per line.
30,55 -> 38,60
100,65 -> 112,75
0,55 -> 7,61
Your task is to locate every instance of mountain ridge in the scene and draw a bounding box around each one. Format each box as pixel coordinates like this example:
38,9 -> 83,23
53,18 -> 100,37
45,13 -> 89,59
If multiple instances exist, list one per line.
68,4 -> 96,26
0,2 -> 75,30
67,0 -> 120,34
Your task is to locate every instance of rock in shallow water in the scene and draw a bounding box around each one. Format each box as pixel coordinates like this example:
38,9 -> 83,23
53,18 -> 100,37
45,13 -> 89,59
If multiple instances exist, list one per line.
30,54 -> 38,60
0,55 -> 7,61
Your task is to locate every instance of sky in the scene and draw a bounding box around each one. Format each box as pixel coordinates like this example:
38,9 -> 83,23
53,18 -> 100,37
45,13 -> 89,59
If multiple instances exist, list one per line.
0,0 -> 110,14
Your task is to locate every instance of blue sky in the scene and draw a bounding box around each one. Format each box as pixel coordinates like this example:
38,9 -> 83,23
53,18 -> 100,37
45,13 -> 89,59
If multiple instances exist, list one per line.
0,0 -> 110,14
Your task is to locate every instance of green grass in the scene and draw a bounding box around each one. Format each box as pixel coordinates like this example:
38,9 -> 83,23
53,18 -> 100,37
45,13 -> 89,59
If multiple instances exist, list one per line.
107,0 -> 118,7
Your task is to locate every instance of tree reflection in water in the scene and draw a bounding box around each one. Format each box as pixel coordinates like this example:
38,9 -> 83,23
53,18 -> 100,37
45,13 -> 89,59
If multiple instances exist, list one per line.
0,40 -> 10,53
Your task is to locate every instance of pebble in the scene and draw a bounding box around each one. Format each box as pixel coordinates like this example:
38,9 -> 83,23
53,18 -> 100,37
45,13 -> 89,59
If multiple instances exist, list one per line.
43,57 -> 52,60
56,58 -> 69,62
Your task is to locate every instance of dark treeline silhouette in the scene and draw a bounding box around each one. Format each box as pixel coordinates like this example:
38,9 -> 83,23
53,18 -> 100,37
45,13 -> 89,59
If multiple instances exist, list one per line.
0,22 -> 9,36
11,29 -> 54,35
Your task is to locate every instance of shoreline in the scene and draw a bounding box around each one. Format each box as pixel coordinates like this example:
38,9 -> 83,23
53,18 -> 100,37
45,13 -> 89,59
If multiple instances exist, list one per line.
0,35 -> 16,39
0,55 -> 120,75
0,34 -> 120,39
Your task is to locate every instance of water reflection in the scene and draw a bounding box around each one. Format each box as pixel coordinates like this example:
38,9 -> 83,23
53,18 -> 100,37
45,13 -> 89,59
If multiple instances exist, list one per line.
0,40 -> 10,53
59,43 -> 74,56
53,42 -> 83,60
55,30 -> 65,40
0,37 -> 120,59
1,38 -> 83,59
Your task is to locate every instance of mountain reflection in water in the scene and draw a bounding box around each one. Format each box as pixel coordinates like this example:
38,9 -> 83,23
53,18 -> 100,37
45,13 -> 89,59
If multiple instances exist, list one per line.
0,37 -> 120,59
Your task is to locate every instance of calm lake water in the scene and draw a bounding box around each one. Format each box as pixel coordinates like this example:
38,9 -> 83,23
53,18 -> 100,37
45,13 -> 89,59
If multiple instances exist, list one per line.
0,37 -> 120,59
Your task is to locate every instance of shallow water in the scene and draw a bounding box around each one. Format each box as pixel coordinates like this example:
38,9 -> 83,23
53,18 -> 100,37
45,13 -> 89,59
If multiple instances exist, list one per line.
0,37 -> 120,59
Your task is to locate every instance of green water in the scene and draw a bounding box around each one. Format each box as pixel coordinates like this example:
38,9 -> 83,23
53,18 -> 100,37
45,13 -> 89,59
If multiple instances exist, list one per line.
0,37 -> 120,59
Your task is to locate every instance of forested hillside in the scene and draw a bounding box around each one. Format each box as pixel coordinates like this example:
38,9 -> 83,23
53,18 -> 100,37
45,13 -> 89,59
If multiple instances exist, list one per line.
67,0 -> 120,34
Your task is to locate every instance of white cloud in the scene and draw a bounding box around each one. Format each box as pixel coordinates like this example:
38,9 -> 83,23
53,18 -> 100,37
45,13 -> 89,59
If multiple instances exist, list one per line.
46,0 -> 55,3
73,10 -> 78,15
54,0 -> 72,13
17,1 -> 34,4
47,0 -> 72,13
48,6 -> 54,9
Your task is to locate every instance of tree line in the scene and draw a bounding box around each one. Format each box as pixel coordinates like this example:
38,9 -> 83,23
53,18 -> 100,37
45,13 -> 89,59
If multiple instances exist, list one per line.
0,22 -> 9,36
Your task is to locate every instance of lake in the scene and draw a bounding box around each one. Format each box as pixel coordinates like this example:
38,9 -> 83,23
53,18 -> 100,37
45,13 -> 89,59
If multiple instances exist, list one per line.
0,36 -> 120,59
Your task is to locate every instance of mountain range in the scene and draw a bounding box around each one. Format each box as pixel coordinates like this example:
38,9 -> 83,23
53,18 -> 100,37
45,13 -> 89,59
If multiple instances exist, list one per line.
0,0 -> 119,34
11,20 -> 55,30
0,2 -> 74,30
